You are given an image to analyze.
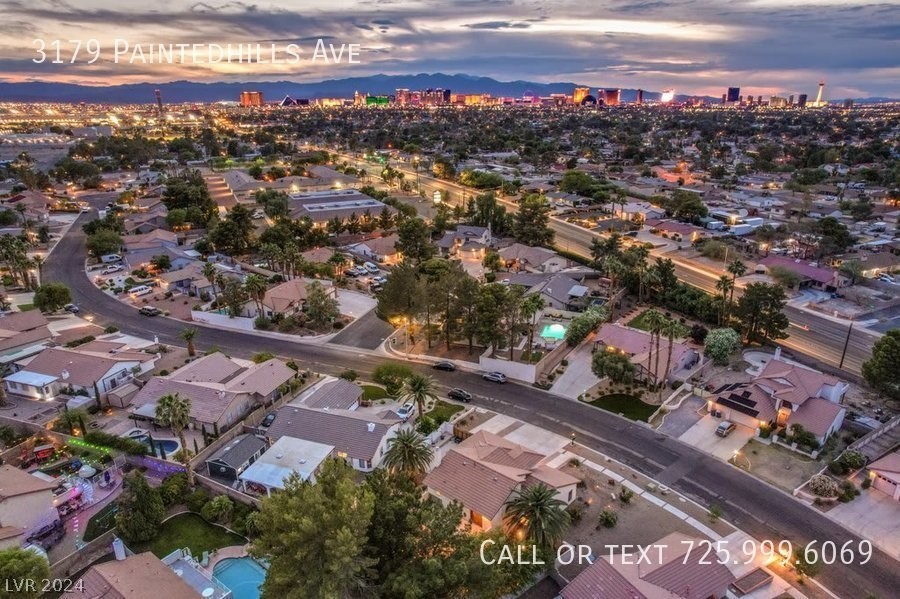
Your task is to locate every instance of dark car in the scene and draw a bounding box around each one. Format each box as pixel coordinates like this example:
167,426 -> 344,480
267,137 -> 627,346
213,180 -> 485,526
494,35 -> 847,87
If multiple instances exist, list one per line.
433,361 -> 456,372
63,303 -> 79,314
448,388 -> 472,402
139,306 -> 161,316
260,413 -> 276,428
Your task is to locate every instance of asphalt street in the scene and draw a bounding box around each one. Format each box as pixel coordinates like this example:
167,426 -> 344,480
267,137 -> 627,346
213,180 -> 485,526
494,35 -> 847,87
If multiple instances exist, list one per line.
43,212 -> 900,599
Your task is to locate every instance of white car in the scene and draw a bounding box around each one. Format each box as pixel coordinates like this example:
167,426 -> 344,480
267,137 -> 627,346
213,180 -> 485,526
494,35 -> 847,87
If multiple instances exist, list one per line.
372,275 -> 388,285
363,262 -> 380,274
396,402 -> 416,420
101,264 -> 124,275
877,273 -> 895,283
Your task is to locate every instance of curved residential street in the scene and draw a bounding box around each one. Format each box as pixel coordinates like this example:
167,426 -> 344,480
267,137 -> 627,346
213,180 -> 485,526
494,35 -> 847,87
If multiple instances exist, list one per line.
45,213 -> 899,599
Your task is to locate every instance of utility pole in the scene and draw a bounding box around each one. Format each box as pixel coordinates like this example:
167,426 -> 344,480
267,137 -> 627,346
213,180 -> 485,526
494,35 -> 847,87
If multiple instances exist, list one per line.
839,321 -> 853,370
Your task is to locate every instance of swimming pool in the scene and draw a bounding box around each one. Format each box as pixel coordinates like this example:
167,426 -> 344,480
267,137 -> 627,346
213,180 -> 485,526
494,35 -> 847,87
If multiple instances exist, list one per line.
213,557 -> 266,599
123,429 -> 181,454
540,323 -> 567,340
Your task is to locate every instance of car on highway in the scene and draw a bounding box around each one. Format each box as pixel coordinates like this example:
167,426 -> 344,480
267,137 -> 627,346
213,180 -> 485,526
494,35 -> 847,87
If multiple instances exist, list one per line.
63,303 -> 79,314
138,306 -> 161,317
482,371 -> 507,384
715,421 -> 736,437
260,413 -> 276,428
447,388 -> 472,402
396,402 -> 416,420
433,361 -> 456,372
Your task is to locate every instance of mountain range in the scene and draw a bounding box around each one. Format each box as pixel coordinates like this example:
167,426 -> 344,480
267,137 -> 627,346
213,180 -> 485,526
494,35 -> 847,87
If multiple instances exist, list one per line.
0,73 -> 888,104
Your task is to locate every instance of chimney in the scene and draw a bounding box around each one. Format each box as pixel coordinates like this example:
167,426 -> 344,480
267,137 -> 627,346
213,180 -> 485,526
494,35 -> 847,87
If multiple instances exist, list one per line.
112,538 -> 126,561
367,422 -> 375,432
774,347 -> 782,360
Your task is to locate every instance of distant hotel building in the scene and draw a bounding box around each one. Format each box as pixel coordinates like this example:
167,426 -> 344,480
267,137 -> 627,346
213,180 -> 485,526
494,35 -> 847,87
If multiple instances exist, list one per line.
602,89 -> 620,106
726,86 -> 740,103
240,91 -> 264,107
573,87 -> 590,104
797,94 -> 808,107
636,88 -> 643,104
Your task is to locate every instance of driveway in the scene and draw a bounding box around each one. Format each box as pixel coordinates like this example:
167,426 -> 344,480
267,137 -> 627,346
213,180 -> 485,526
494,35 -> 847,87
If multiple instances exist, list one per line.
329,309 -> 393,350
827,485 -> 900,561
658,395 -> 706,438
549,340 -> 597,399
336,290 -> 377,320
678,415 -> 754,460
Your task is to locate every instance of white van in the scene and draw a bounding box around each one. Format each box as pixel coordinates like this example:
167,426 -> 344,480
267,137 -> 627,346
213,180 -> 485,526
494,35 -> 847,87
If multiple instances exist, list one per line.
130,285 -> 152,297
363,262 -> 380,274
100,254 -> 122,264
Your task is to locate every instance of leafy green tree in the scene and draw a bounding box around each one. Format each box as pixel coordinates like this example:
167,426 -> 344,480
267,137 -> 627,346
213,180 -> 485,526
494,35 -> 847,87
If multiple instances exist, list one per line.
862,330 -> 900,400
376,262 -> 423,321
372,363 -> 414,396
565,306 -> 608,347
559,169 -> 598,196
220,278 -> 249,318
115,471 -> 165,544
0,548 -> 50,599
482,249 -> 503,272
395,218 -> 435,264
151,254 -> 172,271
85,228 -> 123,258
838,260 -> 864,285
736,283 -> 789,343
513,194 -> 554,246
210,204 -> 255,255
163,170 -> 215,223
33,282 -> 71,313
768,265 -> 803,289
155,392 -> 193,484
382,429 -> 433,481
201,495 -> 234,523
305,280 -> 340,328
475,283 -> 508,356
250,459 -> 375,599
503,483 -> 570,550
400,374 -> 438,420
704,328 -> 742,365
591,350 -> 635,384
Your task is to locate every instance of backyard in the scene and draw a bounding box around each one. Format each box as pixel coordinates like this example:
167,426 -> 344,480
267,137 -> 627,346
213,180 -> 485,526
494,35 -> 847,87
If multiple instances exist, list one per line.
135,512 -> 245,558
583,393 -> 657,422
83,501 -> 119,542
628,310 -> 690,338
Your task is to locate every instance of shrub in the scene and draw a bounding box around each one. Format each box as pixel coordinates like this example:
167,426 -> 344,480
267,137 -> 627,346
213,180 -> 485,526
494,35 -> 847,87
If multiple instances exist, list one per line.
373,363 -> 413,396
789,424 -> 820,451
86,404 -> 100,415
415,415 -> 438,436
861,477 -> 872,489
565,503 -> 584,524
159,369 -> 169,376
808,474 -> 839,497
201,496 -> 234,524
598,510 -> 618,528
159,472 -> 190,506
618,487 -> 634,504
186,488 -> 210,513
839,450 -> 866,471
254,316 -> 272,331
339,369 -> 358,381
83,431 -> 149,455
838,480 -> 859,503
104,325 -> 120,334
565,307 -> 608,347
708,504 -> 723,522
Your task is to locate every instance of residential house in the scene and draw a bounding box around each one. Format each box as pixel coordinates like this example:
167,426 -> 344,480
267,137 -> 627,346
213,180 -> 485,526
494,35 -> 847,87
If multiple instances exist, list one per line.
129,354 -> 295,431
62,550 -> 226,599
609,201 -> 666,223
204,433 -> 267,483
2,191 -> 51,223
124,246 -> 199,273
121,229 -> 178,253
157,262 -> 219,297
288,189 -> 388,226
498,243 -> 571,273
755,255 -> 848,290
294,377 -> 363,411
424,430 -> 579,532
533,273 -> 592,311
5,347 -> 156,402
867,450 -> 900,501
0,311 -> 52,365
436,225 -> 492,258
265,404 -> 401,472
123,206 -> 168,235
239,436 -> 334,495
301,246 -> 340,265
251,278 -> 337,318
559,532 -> 736,599
594,323 -> 699,384
0,464 -> 59,542
709,352 -> 849,443
351,233 -> 401,265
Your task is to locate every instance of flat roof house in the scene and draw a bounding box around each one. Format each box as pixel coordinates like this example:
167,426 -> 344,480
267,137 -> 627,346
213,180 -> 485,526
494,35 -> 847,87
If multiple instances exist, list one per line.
239,436 -> 334,495
424,430 -> 579,533
204,433 -> 267,483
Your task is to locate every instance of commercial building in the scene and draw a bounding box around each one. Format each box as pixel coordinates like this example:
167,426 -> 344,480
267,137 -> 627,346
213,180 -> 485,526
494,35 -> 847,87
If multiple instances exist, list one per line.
239,91 -> 264,107
603,89 -> 621,106
726,87 -> 741,103
573,87 -> 590,104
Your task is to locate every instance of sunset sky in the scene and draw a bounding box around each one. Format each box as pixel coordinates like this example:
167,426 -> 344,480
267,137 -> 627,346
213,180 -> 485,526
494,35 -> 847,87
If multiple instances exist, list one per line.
0,0 -> 897,98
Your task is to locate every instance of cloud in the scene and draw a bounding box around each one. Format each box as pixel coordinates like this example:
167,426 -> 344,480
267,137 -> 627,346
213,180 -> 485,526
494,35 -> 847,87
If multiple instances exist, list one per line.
462,21 -> 532,30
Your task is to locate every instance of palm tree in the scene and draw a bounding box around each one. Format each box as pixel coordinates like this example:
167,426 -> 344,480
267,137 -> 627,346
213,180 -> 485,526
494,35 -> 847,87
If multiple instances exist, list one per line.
503,483 -> 570,549
659,319 -> 680,401
400,374 -> 437,418
715,275 -> 733,325
180,328 -> 197,357
202,262 -> 218,303
521,295 -> 545,359
155,392 -> 193,484
244,274 -> 268,316
32,255 -> 44,285
382,429 -> 433,481
727,259 -> 747,308
641,309 -> 666,386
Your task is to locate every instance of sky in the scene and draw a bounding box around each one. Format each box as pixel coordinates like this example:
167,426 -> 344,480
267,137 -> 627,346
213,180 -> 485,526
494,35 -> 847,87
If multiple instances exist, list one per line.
0,0 -> 898,98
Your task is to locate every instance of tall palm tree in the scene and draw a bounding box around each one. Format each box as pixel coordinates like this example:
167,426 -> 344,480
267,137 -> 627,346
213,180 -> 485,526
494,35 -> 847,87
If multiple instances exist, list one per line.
201,262 -> 218,303
521,294 -> 545,359
503,483 -> 570,550
641,309 -> 666,386
659,319 -> 680,401
244,274 -> 268,316
400,374 -> 437,418
32,255 -> 44,285
727,259 -> 747,309
715,275 -> 733,325
180,328 -> 197,357
155,392 -> 193,484
382,429 -> 433,481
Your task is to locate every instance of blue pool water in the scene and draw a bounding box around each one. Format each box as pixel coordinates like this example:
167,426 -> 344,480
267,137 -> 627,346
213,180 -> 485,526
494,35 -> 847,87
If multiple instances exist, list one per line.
135,435 -> 179,454
213,557 -> 266,599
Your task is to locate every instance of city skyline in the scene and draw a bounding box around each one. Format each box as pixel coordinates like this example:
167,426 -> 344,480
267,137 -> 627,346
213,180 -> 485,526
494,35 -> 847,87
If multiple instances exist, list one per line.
0,0 -> 897,98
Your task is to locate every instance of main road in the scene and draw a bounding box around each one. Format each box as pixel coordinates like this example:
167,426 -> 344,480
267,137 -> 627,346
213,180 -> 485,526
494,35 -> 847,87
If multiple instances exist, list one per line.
45,213 -> 898,599
344,151 -> 875,375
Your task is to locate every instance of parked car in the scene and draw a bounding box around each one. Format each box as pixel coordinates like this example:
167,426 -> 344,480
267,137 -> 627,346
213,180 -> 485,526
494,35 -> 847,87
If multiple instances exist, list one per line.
138,306 -> 161,316
260,413 -> 276,428
396,402 -> 416,420
101,264 -> 124,275
433,361 -> 456,372
100,254 -> 122,264
369,283 -> 383,293
372,275 -> 389,285
715,421 -> 736,437
63,303 -> 79,314
877,273 -> 895,283
363,261 -> 380,274
448,388 -> 472,402
344,267 -> 360,277
482,371 -> 507,384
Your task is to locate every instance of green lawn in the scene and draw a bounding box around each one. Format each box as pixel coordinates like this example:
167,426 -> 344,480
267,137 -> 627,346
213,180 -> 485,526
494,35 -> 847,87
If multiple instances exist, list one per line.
83,501 -> 119,542
135,513 -> 245,558
361,384 -> 390,401
17,303 -> 35,311
627,311 -> 689,338
428,400 -> 464,423
586,394 -> 657,422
